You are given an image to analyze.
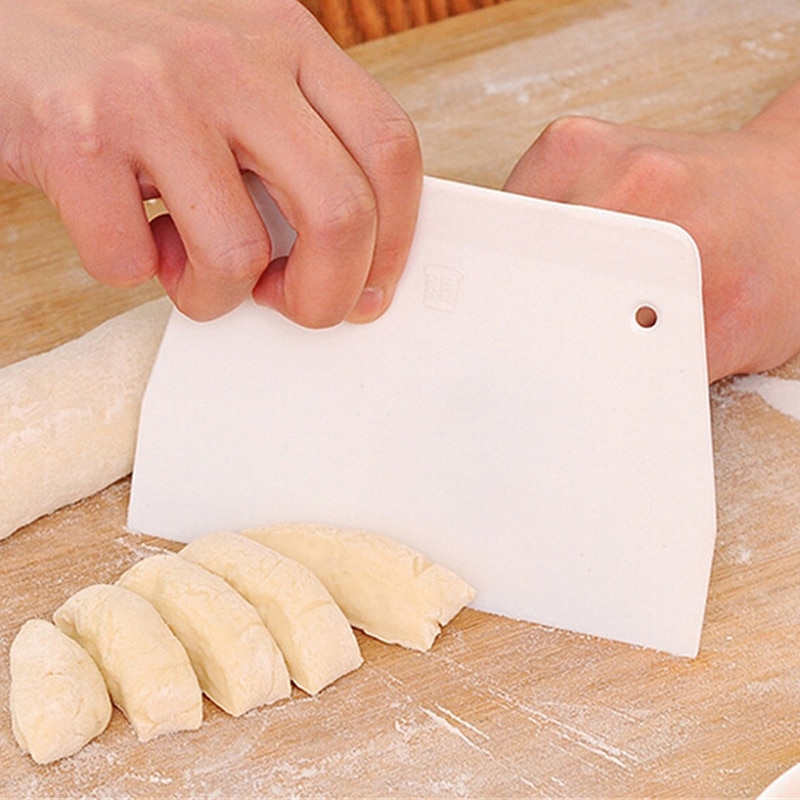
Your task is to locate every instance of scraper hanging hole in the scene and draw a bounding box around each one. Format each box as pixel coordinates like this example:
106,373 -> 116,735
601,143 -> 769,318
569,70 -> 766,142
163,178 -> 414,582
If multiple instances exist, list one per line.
635,304 -> 658,329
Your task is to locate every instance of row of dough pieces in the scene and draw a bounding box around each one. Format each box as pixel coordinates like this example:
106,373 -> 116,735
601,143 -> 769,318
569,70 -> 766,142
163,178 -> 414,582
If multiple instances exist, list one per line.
10,523 -> 475,765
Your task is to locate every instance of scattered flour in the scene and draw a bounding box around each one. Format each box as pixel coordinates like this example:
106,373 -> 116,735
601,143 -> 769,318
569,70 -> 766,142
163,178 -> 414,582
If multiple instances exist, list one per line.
731,375 -> 800,422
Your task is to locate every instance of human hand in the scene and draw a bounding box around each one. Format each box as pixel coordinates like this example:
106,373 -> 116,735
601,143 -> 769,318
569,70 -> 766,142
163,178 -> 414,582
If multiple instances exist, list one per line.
503,85 -> 800,383
0,0 -> 422,327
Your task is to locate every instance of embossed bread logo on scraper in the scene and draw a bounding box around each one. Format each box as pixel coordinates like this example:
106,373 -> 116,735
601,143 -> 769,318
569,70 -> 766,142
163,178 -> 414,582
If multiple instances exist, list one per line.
424,265 -> 464,312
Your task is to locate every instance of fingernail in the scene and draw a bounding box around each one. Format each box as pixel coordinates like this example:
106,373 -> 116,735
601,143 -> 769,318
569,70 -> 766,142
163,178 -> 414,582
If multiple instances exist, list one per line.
349,286 -> 385,322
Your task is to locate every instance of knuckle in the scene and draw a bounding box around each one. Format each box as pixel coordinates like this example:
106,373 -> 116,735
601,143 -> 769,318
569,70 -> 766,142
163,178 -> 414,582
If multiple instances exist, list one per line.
112,46 -> 188,127
30,46 -> 173,163
363,112 -> 421,175
118,44 -> 172,100
507,116 -> 611,197
204,236 -> 270,285
31,86 -> 103,159
312,183 -> 377,245
535,115 -> 610,158
611,147 -> 691,206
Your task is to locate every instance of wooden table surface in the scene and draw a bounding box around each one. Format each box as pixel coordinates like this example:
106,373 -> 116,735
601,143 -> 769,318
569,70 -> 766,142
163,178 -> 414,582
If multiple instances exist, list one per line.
4,0 -> 800,796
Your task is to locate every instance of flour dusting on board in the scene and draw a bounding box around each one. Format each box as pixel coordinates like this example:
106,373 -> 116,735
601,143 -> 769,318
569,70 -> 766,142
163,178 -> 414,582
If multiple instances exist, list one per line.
732,374 -> 800,422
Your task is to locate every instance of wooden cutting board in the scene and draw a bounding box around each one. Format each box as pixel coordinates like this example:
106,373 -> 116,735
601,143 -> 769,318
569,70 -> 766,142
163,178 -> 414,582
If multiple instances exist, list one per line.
4,0 -> 800,796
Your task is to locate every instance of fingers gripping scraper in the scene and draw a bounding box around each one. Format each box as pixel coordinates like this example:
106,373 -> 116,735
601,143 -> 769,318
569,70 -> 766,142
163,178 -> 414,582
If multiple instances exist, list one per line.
128,176 -> 717,657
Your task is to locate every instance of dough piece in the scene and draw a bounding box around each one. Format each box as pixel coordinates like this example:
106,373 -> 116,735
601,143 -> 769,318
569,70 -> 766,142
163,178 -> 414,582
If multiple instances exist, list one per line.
0,298 -> 170,540
54,584 -> 202,742
117,554 -> 290,716
243,524 -> 476,651
179,532 -> 362,695
9,619 -> 111,764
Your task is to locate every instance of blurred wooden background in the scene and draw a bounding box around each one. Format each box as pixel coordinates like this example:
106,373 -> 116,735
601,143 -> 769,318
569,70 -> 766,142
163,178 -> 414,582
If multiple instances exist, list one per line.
301,0 -> 506,46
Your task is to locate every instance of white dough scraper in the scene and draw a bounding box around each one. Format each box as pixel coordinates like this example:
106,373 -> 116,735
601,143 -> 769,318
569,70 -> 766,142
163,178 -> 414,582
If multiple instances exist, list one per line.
128,175 -> 716,657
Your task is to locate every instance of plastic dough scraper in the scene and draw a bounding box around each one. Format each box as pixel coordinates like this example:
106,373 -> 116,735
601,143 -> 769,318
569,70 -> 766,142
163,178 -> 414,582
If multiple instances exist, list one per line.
128,175 -> 717,657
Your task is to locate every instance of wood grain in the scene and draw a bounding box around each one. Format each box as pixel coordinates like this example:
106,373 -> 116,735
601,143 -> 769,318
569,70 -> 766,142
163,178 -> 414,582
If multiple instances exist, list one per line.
4,0 -> 800,796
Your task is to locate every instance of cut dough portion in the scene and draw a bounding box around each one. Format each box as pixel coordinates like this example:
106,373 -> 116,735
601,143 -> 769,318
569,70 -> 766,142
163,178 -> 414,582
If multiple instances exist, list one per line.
0,298 -> 170,540
117,554 -> 290,716
54,584 -> 202,742
243,524 -> 476,651
10,619 -> 112,764
179,532 -> 362,695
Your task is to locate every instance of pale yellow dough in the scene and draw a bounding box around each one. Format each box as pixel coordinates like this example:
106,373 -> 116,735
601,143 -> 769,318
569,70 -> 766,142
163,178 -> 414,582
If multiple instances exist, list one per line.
180,532 -> 363,695
0,298 -> 170,540
10,619 -> 112,764
117,554 -> 291,716
243,523 -> 476,651
54,584 -> 202,742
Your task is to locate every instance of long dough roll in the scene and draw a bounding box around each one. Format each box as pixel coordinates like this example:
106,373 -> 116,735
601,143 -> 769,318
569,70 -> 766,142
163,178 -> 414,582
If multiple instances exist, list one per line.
0,298 -> 170,540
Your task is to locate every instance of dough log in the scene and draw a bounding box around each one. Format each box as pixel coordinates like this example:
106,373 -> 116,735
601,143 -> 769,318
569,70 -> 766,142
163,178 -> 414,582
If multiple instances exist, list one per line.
179,532 -> 363,695
0,298 -> 170,540
54,584 -> 202,742
10,619 -> 112,764
117,554 -> 291,716
243,523 -> 476,651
